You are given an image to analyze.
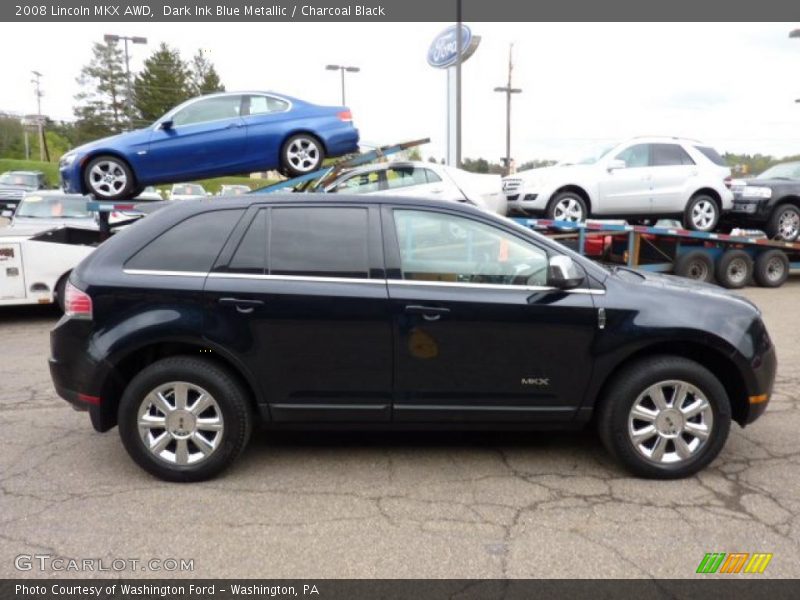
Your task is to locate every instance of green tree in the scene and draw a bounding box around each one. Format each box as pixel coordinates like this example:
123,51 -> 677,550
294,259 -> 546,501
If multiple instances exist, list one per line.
189,50 -> 225,95
0,115 -> 26,159
133,43 -> 192,125
518,159 -> 557,171
73,40 -> 129,142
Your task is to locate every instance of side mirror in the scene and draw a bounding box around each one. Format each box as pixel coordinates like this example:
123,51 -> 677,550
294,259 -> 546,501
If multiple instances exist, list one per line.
607,158 -> 626,171
548,255 -> 585,289
159,120 -> 174,131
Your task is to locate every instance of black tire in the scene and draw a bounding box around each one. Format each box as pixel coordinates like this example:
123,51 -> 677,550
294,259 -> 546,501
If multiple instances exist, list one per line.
118,356 -> 253,482
54,272 -> 69,313
673,250 -> 714,283
83,155 -> 136,201
764,204 -> 800,242
546,191 -> 587,223
715,249 -> 753,289
683,194 -> 719,232
753,249 -> 789,288
597,355 -> 731,479
280,134 -> 325,177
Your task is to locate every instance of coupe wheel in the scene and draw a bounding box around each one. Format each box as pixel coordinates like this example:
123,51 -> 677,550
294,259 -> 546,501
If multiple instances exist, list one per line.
83,155 -> 135,200
683,194 -> 719,232
547,191 -> 587,223
765,204 -> 800,242
597,356 -> 731,479
118,357 -> 252,482
281,134 -> 324,177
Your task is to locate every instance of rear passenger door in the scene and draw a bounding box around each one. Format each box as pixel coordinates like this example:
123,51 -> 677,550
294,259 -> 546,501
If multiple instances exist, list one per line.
203,204 -> 393,423
649,143 -> 697,213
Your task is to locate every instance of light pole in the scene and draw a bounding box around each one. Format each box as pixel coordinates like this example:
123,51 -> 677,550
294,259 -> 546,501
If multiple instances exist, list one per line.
494,44 -> 522,176
104,34 -> 147,125
792,29 -> 800,103
325,64 -> 360,106
31,71 -> 45,161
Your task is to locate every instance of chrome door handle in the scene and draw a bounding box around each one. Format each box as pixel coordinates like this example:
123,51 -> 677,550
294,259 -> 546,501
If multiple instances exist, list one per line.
218,297 -> 264,314
404,305 -> 450,321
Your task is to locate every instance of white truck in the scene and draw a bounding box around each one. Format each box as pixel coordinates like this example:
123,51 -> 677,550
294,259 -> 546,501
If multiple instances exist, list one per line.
0,226 -> 101,309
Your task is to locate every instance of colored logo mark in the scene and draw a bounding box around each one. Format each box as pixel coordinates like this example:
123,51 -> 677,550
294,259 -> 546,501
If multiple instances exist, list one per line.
696,552 -> 773,574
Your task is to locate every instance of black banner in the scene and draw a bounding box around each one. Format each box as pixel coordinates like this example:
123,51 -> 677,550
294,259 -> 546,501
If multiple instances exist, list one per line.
3,579 -> 800,600
2,0 -> 800,22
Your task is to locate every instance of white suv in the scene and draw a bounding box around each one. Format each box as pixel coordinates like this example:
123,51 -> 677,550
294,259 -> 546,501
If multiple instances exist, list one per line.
503,137 -> 733,231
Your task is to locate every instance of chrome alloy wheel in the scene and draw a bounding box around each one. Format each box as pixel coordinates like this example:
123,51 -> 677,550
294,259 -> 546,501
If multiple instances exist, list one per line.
88,160 -> 128,198
627,380 -> 713,464
691,199 -> 717,230
777,209 -> 800,240
553,197 -> 584,222
286,137 -> 320,173
137,382 -> 224,466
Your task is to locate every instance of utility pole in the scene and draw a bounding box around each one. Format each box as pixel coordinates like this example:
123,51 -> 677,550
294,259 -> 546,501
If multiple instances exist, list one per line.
325,64 -> 360,105
494,44 -> 522,176
31,71 -> 45,161
104,34 -> 148,127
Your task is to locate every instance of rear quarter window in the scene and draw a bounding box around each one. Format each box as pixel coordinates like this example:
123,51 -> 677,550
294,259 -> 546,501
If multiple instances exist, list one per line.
694,146 -> 727,167
126,209 -> 244,272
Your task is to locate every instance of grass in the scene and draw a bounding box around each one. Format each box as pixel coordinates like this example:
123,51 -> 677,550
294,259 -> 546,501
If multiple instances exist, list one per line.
0,158 -> 279,195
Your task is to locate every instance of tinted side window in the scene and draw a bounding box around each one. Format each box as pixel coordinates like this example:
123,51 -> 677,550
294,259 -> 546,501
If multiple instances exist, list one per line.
172,96 -> 242,126
694,146 -> 727,166
393,209 -> 549,286
424,169 -> 442,183
270,207 -> 370,278
228,210 -> 267,274
386,167 -> 427,189
126,210 -> 244,272
652,144 -> 695,166
615,144 -> 650,168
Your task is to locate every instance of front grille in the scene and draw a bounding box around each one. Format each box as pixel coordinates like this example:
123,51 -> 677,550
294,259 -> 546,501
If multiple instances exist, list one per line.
503,179 -> 522,194
507,194 -> 519,201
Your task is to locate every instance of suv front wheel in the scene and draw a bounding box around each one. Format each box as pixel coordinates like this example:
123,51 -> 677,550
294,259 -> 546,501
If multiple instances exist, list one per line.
597,356 -> 731,479
118,357 -> 253,482
683,194 -> 719,232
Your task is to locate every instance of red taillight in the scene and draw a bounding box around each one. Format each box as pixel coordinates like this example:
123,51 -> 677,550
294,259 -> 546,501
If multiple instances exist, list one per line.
65,281 -> 92,319
338,110 -> 353,122
724,176 -> 732,189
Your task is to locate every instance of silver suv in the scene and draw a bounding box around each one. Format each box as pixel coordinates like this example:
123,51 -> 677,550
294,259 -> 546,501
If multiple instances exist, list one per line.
503,137 -> 733,231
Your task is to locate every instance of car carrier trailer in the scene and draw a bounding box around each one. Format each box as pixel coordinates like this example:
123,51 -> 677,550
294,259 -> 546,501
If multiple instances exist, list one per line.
517,218 -> 800,289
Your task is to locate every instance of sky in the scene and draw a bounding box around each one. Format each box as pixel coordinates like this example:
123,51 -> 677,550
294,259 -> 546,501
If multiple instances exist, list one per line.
1,22 -> 799,162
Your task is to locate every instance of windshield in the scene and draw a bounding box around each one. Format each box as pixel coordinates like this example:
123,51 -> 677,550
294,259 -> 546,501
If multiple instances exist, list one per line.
172,184 -> 205,195
15,195 -> 92,219
0,172 -> 37,187
564,143 -> 618,166
756,163 -> 800,181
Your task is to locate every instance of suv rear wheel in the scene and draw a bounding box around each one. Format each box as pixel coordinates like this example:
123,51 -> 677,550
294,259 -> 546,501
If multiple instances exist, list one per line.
118,357 -> 253,482
597,356 -> 731,479
683,194 -> 719,232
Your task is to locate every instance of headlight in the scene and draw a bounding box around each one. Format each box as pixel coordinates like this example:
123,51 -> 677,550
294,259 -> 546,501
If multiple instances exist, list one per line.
741,186 -> 772,199
59,153 -> 77,168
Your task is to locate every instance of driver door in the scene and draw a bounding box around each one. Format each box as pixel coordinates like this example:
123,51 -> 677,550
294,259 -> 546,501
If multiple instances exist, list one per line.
146,95 -> 247,180
382,206 -> 598,423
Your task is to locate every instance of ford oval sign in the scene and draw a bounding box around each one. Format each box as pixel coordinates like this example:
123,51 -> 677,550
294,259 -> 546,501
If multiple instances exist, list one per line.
427,24 -> 480,69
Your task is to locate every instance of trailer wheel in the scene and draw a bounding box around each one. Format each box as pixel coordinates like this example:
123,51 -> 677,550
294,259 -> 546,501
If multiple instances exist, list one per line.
674,250 -> 714,283
753,249 -> 789,288
715,249 -> 752,289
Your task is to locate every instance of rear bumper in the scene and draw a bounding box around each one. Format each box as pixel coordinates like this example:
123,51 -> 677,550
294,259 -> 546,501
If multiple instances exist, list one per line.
322,126 -> 360,157
50,317 -> 118,431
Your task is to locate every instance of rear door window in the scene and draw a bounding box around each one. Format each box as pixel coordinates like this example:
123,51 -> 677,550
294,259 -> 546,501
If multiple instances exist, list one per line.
269,207 -> 370,278
694,146 -> 727,167
126,209 -> 244,273
652,144 -> 695,166
228,209 -> 267,274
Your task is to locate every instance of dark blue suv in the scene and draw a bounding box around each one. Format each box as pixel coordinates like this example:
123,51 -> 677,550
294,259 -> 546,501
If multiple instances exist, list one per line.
50,196 -> 775,481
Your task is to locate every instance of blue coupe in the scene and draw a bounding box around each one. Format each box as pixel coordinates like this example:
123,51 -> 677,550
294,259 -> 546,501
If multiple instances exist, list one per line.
59,92 -> 360,200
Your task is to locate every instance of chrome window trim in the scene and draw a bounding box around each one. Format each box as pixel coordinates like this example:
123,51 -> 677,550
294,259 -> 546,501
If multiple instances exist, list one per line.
124,269 -> 207,278
123,269 -> 604,294
208,273 -> 384,285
